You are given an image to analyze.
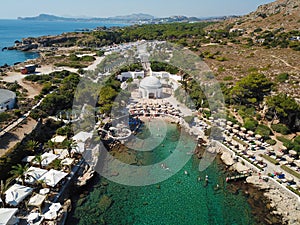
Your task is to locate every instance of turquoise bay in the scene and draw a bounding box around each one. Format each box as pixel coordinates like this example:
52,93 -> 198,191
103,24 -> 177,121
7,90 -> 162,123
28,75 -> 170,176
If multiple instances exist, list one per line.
70,120 -> 256,225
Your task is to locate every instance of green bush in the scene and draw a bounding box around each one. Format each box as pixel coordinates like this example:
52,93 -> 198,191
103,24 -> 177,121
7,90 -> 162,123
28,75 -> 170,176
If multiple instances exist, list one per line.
255,124 -> 272,139
276,73 -> 289,83
244,117 -> 258,131
294,136 -> 300,145
223,76 -> 233,81
271,123 -> 290,134
266,139 -> 276,145
276,136 -> 294,150
0,112 -> 11,123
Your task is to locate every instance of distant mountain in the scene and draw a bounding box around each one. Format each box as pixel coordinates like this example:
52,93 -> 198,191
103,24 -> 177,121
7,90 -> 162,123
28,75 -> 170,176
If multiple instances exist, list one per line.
18,14 -> 75,21
17,13 -> 235,24
17,13 -> 155,23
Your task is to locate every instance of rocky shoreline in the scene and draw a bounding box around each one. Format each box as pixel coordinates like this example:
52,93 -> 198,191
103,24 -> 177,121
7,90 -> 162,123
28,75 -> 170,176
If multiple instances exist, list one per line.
217,143 -> 300,225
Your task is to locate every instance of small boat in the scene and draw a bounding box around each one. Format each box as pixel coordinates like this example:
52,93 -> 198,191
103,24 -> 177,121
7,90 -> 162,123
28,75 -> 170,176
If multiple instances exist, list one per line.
184,170 -> 189,175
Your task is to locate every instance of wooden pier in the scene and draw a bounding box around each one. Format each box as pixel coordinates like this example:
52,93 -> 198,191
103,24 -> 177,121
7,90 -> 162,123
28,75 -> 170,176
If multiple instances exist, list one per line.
226,172 -> 252,182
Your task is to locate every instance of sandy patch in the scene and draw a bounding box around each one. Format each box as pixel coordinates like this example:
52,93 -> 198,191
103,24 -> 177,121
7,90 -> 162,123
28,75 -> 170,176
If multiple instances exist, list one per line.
0,118 -> 38,157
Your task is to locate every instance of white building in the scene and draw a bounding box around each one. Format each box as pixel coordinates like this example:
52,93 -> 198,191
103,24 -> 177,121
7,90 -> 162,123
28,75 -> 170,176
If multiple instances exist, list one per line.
151,71 -> 170,79
117,71 -> 145,81
139,76 -> 162,99
151,71 -> 182,82
0,89 -> 16,112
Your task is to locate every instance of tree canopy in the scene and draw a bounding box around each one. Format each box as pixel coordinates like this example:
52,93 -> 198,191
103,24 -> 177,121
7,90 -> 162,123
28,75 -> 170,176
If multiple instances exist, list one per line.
230,73 -> 272,105
266,93 -> 300,130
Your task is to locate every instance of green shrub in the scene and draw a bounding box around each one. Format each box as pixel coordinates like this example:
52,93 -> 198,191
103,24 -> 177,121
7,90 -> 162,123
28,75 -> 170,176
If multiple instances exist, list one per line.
223,76 -> 233,81
266,139 -> 276,145
276,136 -> 294,150
294,136 -> 300,145
0,112 -> 11,122
244,117 -> 258,131
255,124 -> 272,139
271,123 -> 290,134
276,73 -> 289,83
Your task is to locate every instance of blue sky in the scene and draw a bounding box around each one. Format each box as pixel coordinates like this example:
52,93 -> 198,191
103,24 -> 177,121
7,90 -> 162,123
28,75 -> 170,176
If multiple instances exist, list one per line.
2,0 -> 274,19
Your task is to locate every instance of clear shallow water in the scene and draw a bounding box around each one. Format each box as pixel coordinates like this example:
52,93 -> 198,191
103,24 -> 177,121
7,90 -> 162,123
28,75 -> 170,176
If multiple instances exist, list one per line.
0,19 -> 126,66
71,120 -> 256,225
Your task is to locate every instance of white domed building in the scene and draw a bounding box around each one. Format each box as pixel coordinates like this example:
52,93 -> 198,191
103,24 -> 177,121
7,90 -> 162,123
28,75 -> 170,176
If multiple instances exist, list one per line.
139,76 -> 162,99
0,89 -> 16,112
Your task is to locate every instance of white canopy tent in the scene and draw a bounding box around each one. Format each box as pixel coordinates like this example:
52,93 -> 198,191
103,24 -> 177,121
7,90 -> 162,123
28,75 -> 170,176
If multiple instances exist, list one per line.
54,149 -> 69,160
28,194 -> 47,213
5,184 -> 33,206
73,142 -> 85,153
61,158 -> 75,167
39,169 -> 68,187
40,152 -> 58,167
43,202 -> 62,220
72,132 -> 92,143
23,166 -> 48,184
51,135 -> 67,143
0,208 -> 19,225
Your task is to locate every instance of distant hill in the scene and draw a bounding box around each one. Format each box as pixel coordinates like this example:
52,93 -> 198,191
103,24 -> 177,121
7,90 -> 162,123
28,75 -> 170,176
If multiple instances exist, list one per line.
108,13 -> 155,20
216,0 -> 300,32
17,13 -> 236,24
17,13 -> 155,23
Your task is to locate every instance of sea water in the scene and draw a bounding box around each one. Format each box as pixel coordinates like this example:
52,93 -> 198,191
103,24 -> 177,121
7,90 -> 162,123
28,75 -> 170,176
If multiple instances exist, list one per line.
0,19 -> 127,66
71,119 -> 256,225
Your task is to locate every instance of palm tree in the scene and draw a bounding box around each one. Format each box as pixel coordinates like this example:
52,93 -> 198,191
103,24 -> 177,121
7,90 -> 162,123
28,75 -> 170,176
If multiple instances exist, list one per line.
10,164 -> 29,185
63,139 -> 78,157
0,178 -> 13,208
45,140 -> 56,154
33,154 -> 44,168
26,140 -> 39,153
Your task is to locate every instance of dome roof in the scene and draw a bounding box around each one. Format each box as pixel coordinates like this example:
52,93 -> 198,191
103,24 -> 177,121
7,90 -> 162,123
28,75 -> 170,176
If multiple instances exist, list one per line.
0,89 -> 16,103
140,76 -> 162,89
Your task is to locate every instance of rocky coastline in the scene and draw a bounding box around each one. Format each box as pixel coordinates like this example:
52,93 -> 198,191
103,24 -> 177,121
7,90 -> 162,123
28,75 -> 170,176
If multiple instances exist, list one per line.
217,143 -> 300,225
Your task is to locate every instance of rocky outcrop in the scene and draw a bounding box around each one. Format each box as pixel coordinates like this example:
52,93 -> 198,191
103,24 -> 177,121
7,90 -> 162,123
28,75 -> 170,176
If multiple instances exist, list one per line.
251,0 -> 299,18
221,151 -> 235,166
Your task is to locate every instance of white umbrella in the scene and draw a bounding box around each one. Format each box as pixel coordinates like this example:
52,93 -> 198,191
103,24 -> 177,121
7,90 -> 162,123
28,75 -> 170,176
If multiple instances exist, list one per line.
27,212 -> 39,222
233,124 -> 239,129
49,202 -> 62,212
289,150 -> 297,156
294,160 -> 300,168
5,184 -> 33,206
286,175 -> 294,183
255,134 -> 262,139
0,208 -> 18,225
275,151 -> 284,158
247,130 -> 254,136
247,150 -> 254,157
285,156 -> 294,163
44,210 -> 57,220
232,129 -> 239,134
39,169 -> 68,187
226,121 -> 233,126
